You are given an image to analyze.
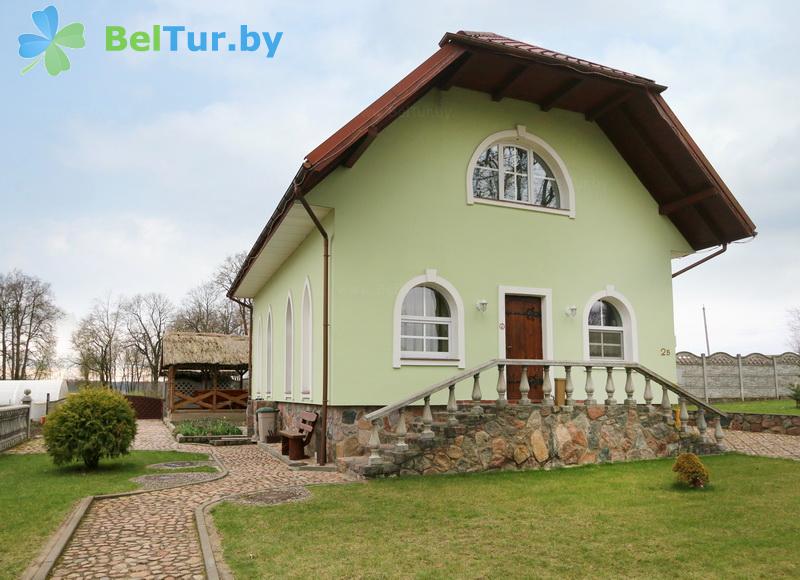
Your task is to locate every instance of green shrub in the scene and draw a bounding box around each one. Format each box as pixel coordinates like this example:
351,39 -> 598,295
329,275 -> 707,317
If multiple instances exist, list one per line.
673,452 -> 710,488
788,383 -> 800,408
43,388 -> 137,469
174,419 -> 241,437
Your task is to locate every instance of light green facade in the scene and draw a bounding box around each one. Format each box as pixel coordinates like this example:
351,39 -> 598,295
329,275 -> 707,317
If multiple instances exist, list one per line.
250,87 -> 693,407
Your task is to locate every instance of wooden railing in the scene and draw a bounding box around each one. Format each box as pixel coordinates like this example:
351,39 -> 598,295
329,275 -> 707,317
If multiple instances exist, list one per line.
173,389 -> 248,411
362,359 -> 726,466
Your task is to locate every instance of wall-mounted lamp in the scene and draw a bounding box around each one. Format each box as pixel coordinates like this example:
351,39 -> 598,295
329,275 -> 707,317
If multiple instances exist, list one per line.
565,305 -> 577,318
476,299 -> 488,313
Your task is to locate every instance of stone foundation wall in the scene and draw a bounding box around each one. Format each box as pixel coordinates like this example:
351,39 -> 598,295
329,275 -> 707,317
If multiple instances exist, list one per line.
725,413 -> 800,436
353,404 -> 721,477
272,402 -> 435,461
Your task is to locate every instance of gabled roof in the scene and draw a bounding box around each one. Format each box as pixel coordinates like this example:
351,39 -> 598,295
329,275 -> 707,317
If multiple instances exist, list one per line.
230,31 -> 756,298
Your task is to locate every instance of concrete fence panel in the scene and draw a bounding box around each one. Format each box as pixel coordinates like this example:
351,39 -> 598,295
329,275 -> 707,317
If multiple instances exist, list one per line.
677,351 -> 800,401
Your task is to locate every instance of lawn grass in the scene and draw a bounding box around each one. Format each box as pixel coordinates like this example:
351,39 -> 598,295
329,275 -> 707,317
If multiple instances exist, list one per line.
709,399 -> 800,416
213,454 -> 800,579
0,449 -> 208,579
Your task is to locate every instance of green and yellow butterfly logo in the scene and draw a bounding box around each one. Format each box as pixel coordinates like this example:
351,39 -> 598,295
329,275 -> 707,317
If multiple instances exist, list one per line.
18,5 -> 85,76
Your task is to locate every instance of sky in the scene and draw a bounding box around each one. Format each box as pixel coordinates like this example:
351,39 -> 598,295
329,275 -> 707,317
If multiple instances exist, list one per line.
0,0 -> 798,367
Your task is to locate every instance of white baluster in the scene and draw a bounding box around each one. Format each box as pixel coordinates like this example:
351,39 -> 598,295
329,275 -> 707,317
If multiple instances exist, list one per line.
421,396 -> 434,439
368,420 -> 383,466
660,385 -> 673,424
395,409 -> 408,451
471,374 -> 483,415
643,376 -> 654,407
624,368 -> 635,406
447,384 -> 458,425
584,366 -> 596,405
542,366 -> 554,407
604,367 -> 616,406
564,366 -> 574,407
496,365 -> 507,408
696,408 -> 708,441
714,416 -> 725,447
679,398 -> 689,433
519,366 -> 531,406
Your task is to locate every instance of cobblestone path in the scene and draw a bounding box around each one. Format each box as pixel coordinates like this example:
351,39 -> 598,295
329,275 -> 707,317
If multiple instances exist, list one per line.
49,421 -> 350,579
723,429 -> 800,460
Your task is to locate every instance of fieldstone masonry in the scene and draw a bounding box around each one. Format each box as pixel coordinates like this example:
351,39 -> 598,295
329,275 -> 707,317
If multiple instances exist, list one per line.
340,403 -> 721,477
726,412 -> 800,436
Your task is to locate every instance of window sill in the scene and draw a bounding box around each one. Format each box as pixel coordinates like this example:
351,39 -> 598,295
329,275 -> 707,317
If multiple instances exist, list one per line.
399,358 -> 462,367
469,197 -> 574,218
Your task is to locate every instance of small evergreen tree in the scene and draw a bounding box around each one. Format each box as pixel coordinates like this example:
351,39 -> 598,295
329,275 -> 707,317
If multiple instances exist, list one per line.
44,388 -> 137,469
673,453 -> 710,488
788,383 -> 800,409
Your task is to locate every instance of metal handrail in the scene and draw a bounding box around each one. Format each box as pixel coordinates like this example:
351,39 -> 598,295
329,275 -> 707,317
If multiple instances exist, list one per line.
364,358 -> 726,421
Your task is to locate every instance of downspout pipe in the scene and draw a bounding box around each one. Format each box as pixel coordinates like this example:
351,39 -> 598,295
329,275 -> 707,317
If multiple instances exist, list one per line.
295,193 -> 331,466
672,244 -> 727,278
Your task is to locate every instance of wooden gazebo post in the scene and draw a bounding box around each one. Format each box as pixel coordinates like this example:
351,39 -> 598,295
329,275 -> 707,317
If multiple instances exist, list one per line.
167,365 -> 176,414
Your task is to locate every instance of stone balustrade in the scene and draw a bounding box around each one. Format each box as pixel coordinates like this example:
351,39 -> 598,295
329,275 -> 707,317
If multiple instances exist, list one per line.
362,359 -> 726,472
0,405 -> 31,452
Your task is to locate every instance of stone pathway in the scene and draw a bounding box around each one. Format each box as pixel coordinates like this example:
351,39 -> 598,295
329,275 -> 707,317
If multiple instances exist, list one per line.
723,430 -> 800,461
3,436 -> 45,454
49,420 -> 351,579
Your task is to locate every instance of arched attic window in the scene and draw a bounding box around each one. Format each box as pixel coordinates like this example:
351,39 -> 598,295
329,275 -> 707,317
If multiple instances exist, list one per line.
467,126 -> 575,217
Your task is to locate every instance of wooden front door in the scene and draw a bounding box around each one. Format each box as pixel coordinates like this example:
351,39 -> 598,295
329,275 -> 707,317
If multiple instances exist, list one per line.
505,295 -> 544,402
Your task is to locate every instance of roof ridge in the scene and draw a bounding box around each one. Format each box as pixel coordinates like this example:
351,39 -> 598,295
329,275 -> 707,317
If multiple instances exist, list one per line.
446,30 -> 657,85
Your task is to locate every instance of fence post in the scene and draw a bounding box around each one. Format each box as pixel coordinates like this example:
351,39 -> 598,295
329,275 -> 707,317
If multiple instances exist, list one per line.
772,356 -> 780,399
737,354 -> 744,401
21,389 -> 32,441
701,353 -> 708,403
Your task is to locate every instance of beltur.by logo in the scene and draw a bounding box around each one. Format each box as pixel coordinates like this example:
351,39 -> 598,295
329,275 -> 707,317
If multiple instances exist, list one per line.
18,5 -> 85,76
105,25 -> 283,58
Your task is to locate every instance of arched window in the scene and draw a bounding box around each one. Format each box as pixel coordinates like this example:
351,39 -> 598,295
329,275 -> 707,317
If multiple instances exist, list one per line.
467,126 -> 575,216
300,280 -> 312,398
401,286 -> 452,358
265,309 -> 273,397
284,294 -> 293,397
588,300 -> 624,359
473,145 -> 559,207
393,270 -> 465,368
253,315 -> 262,395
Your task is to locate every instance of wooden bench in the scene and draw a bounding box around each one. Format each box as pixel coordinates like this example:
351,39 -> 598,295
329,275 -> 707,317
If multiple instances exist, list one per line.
279,411 -> 318,460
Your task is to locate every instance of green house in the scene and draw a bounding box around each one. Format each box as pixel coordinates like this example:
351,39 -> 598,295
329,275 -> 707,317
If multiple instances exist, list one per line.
230,31 -> 755,466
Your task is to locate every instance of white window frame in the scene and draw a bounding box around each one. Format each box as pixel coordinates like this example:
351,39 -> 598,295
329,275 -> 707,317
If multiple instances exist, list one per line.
284,293 -> 294,398
393,269 -> 465,369
300,278 -> 313,400
265,307 -> 273,397
466,125 -> 576,218
582,286 -> 638,363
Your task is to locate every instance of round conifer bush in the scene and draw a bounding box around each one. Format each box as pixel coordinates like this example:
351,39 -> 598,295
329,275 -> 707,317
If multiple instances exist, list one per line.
44,387 -> 137,469
672,452 -> 710,488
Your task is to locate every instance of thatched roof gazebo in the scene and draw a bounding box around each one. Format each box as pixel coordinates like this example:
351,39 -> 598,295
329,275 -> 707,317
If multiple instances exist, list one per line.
160,332 -> 249,421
